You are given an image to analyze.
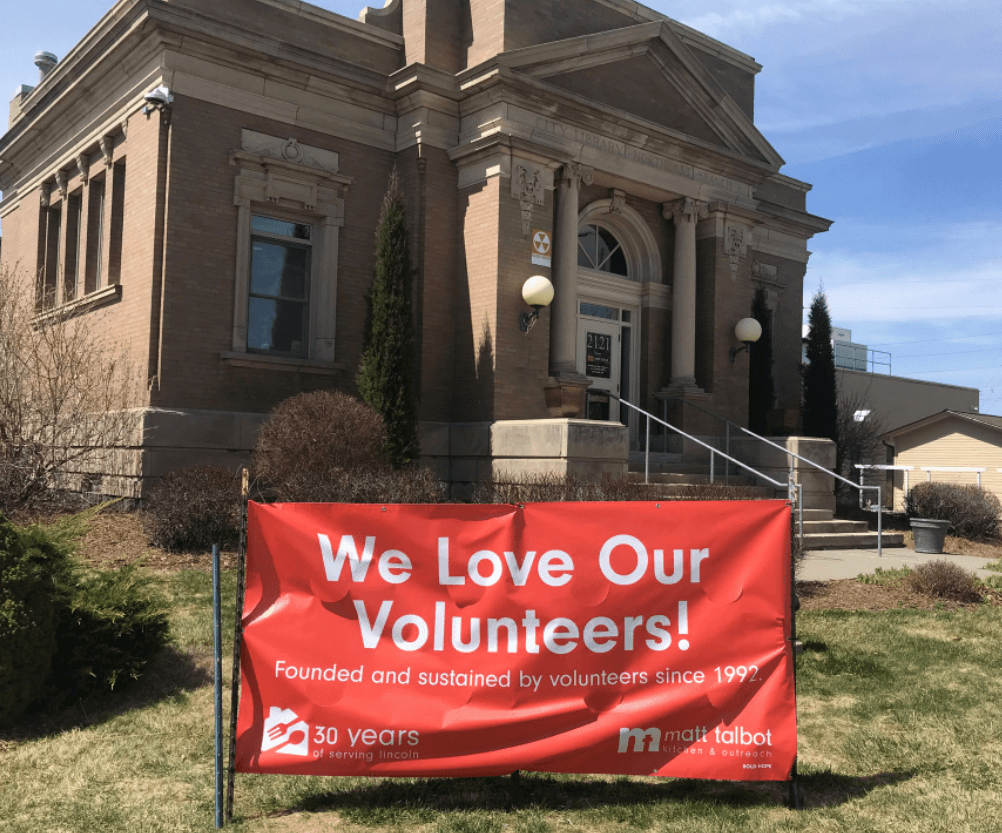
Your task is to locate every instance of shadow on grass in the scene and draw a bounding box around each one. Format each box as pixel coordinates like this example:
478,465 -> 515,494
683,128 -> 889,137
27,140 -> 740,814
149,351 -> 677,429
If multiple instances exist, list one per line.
799,769 -> 917,809
279,767 -> 918,823
0,645 -> 211,744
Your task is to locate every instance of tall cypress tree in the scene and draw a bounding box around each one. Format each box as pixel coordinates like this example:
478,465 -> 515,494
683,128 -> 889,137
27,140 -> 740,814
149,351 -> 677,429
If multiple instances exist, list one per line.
357,168 -> 418,468
801,287 -> 838,442
748,286 -> 775,435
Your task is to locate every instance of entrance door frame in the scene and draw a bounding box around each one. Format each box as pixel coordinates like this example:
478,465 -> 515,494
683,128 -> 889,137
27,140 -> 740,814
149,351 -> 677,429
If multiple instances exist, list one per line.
577,270 -> 641,441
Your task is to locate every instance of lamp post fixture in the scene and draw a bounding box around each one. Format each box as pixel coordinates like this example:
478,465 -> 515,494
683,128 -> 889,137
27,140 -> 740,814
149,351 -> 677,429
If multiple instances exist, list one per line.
519,275 -> 554,333
729,317 -> 762,363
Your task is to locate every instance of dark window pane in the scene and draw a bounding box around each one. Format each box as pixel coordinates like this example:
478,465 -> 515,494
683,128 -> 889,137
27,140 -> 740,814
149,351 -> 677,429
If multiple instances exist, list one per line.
248,297 -> 307,356
250,240 -> 309,299
595,226 -> 614,269
252,215 -> 311,240
580,302 -> 618,320
577,225 -> 598,268
607,245 -> 629,276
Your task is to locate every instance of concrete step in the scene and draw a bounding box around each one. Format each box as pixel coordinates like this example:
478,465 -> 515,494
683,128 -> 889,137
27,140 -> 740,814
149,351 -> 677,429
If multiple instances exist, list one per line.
802,519 -> 869,535
802,531 -> 906,550
801,509 -> 835,522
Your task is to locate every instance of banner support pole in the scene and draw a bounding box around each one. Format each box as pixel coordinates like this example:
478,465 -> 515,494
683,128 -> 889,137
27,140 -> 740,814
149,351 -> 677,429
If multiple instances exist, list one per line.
225,468 -> 250,822
788,501 -> 803,811
213,544 -> 224,828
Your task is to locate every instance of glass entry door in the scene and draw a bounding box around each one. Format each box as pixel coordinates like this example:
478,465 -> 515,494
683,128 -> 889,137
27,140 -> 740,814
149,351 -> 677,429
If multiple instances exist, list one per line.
577,312 -> 622,423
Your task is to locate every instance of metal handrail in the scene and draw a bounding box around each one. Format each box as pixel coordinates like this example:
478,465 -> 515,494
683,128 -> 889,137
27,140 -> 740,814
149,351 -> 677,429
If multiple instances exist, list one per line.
613,395 -> 789,491
609,392 -> 805,545
665,396 -> 884,557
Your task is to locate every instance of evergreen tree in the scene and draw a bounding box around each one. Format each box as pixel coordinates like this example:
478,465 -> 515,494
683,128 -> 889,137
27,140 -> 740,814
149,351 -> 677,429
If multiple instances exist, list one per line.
748,286 -> 775,435
801,287 -> 838,442
357,168 -> 418,468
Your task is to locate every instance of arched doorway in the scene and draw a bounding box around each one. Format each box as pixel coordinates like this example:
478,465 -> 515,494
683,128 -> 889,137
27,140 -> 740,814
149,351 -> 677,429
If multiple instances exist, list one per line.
575,199 -> 662,439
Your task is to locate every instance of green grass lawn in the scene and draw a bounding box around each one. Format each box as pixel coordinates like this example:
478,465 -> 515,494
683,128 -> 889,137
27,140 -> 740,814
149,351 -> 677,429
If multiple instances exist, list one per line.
2,567 -> 1000,832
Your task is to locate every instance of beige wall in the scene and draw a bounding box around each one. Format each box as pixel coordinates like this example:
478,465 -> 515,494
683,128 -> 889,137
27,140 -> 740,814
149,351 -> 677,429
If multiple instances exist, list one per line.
889,415 -> 1002,510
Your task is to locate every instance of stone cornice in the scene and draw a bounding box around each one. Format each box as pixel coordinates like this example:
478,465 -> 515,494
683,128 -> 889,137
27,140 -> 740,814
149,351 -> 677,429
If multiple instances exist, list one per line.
488,22 -> 782,169
454,78 -> 778,204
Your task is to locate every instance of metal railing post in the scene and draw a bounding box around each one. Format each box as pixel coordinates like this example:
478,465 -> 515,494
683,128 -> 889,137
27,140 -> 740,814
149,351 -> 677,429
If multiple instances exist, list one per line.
709,450 -> 715,483
877,485 -> 883,558
645,415 -> 650,485
725,423 -> 731,485
797,484 -> 804,541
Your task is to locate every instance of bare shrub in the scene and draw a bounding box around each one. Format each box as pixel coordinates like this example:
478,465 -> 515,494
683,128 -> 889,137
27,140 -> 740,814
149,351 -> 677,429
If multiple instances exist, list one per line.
0,265 -> 144,513
905,482 -> 1001,541
141,466 -> 242,552
253,390 -> 444,504
907,560 -> 983,603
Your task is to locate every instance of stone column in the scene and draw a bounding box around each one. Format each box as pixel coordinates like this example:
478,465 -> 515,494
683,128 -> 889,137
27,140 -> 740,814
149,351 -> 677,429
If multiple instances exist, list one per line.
662,196 -> 708,396
545,162 -> 593,417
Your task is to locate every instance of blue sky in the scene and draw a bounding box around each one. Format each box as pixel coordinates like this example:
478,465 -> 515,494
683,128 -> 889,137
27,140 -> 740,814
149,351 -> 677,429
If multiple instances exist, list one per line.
2,0 -> 999,409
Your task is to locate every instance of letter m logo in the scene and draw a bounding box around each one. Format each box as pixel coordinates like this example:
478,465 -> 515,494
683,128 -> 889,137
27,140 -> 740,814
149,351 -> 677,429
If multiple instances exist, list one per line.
618,727 -> 661,753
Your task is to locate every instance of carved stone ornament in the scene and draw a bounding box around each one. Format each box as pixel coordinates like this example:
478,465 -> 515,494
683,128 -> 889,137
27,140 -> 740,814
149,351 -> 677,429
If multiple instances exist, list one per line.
54,170 -> 68,198
76,154 -> 89,185
663,197 -> 708,225
751,260 -> 778,281
121,117 -> 128,140
724,224 -> 751,281
559,162 -> 594,190
512,162 -> 546,236
241,130 -> 340,175
100,135 -> 114,167
608,189 -> 626,215
39,182 -> 51,208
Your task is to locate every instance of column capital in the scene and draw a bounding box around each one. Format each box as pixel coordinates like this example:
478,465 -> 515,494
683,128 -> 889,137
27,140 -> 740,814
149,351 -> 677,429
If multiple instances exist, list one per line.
663,197 -> 708,225
558,162 -> 594,189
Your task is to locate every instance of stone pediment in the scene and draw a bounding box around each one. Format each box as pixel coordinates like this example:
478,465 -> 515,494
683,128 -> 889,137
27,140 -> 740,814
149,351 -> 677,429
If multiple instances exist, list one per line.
498,22 -> 784,168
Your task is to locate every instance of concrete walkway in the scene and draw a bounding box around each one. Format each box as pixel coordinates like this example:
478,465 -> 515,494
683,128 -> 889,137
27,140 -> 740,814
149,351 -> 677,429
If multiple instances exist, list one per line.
799,546 -> 1000,582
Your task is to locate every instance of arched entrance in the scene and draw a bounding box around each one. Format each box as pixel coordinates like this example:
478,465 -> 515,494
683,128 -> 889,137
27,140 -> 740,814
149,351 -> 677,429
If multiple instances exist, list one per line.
575,199 -> 661,439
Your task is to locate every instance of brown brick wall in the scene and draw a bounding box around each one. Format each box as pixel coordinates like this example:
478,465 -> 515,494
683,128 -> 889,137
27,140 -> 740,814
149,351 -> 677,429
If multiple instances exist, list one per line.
396,145 -> 460,422
503,0 -> 635,52
492,180 -> 553,420
453,176 -> 501,421
167,0 -> 402,74
152,94 -> 396,414
753,252 -> 807,418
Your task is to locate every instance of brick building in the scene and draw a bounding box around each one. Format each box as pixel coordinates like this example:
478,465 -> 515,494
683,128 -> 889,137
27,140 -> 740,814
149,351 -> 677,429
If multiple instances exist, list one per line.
0,0 -> 831,496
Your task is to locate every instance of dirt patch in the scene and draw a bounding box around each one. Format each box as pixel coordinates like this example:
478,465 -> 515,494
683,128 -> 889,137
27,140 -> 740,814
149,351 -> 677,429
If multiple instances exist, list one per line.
74,509 -> 239,572
798,578 -> 1002,611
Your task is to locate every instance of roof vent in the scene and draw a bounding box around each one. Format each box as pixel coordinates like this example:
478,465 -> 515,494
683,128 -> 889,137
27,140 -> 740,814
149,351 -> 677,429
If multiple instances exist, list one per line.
34,51 -> 58,82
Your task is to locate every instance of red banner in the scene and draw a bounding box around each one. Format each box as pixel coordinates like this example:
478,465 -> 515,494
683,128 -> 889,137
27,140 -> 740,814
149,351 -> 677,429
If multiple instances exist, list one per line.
235,500 -> 795,781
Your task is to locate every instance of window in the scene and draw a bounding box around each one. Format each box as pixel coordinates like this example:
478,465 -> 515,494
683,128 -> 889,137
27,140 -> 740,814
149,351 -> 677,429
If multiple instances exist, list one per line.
227,131 -> 350,368
64,192 -> 82,302
577,224 -> 629,277
248,215 -> 312,357
84,177 -> 105,294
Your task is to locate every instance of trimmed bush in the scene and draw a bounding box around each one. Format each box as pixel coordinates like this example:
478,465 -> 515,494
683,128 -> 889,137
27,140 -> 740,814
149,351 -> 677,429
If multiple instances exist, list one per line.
254,391 -> 385,485
905,482 -> 1001,541
142,466 -> 242,552
253,390 -> 444,504
907,560 -> 983,603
